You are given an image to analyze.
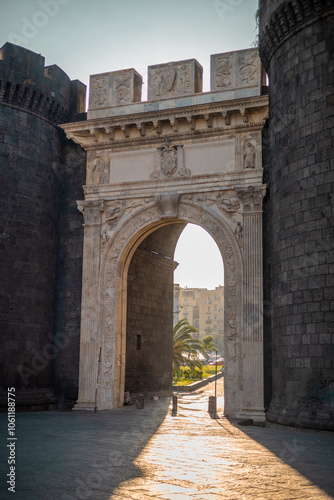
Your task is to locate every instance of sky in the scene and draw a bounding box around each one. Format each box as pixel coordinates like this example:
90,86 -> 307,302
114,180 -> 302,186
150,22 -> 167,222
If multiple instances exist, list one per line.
1,0 -> 259,290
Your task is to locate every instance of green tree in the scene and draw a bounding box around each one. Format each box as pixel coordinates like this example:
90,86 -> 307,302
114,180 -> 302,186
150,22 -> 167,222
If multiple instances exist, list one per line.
172,319 -> 207,378
202,335 -> 217,352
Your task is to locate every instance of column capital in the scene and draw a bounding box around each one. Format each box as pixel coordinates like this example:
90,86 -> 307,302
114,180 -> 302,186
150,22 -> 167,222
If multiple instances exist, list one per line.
235,186 -> 266,213
77,200 -> 104,225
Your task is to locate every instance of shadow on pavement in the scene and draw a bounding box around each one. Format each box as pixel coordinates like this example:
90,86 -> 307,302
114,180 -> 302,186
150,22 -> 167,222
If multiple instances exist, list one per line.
0,397 -> 171,500
224,417 -> 334,498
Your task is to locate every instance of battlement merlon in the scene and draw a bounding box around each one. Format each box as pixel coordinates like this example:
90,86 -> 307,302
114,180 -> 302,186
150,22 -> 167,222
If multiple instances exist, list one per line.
87,48 -> 266,120
0,42 -> 86,121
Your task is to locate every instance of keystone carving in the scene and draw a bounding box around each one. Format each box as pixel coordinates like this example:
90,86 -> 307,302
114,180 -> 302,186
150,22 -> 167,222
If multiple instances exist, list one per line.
156,193 -> 179,218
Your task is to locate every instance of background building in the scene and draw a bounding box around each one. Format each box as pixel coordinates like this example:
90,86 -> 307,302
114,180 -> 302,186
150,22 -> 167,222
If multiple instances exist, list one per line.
174,285 -> 224,351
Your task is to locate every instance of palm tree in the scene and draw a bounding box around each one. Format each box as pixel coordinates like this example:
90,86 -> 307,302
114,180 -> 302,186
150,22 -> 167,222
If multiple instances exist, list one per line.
172,319 -> 207,378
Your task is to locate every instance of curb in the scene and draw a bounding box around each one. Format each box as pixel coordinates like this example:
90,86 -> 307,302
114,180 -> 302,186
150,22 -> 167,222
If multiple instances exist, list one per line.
172,372 -> 224,392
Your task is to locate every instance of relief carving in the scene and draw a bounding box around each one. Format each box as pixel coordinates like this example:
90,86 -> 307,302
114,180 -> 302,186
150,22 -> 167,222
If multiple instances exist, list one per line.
150,141 -> 190,179
215,55 -> 233,88
87,151 -> 109,185
238,51 -> 258,85
206,194 -> 241,218
114,73 -> 131,104
91,76 -> 108,107
150,66 -> 176,97
243,141 -> 256,169
178,65 -> 192,94
234,221 -> 243,247
104,206 -> 124,229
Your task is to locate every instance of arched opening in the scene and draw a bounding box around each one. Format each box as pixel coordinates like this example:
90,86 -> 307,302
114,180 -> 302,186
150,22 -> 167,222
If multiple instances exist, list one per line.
173,222 -> 224,344
124,223 -> 186,396
123,222 -> 226,399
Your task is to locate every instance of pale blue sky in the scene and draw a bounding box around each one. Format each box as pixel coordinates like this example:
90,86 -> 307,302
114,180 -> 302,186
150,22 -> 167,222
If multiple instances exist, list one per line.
1,0 -> 259,96
1,0 -> 259,289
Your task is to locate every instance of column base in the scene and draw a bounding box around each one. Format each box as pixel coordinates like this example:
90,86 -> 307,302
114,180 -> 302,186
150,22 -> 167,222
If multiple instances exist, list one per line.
73,401 -> 96,411
236,408 -> 266,422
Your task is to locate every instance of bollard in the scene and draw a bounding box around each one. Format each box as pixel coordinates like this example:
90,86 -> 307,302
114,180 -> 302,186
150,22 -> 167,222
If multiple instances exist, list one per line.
136,394 -> 144,410
172,395 -> 177,416
208,396 -> 216,416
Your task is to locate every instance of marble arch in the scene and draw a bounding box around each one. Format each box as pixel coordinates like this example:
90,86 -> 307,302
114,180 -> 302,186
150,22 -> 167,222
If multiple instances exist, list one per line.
61,48 -> 268,420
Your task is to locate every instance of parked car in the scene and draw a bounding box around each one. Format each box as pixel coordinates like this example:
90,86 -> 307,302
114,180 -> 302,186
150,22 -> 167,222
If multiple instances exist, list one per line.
209,357 -> 224,365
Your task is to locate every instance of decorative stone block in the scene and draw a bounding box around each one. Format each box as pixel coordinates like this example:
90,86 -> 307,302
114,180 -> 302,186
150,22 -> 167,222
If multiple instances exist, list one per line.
89,69 -> 142,110
211,48 -> 262,94
148,59 -> 202,101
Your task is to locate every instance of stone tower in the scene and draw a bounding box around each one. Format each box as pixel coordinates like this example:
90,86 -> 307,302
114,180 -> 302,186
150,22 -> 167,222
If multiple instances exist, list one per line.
0,43 -> 86,409
259,1 -> 334,429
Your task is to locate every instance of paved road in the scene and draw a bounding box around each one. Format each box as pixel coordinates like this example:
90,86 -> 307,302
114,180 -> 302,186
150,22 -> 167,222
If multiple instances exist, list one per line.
1,379 -> 334,499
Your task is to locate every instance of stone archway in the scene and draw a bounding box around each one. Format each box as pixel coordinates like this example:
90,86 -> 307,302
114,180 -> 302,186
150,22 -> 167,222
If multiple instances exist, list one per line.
74,190 -> 265,420
61,47 -> 268,421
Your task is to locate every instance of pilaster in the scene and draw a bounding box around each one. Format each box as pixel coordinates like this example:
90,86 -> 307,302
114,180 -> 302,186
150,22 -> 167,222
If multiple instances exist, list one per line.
237,186 -> 266,419
74,200 -> 104,410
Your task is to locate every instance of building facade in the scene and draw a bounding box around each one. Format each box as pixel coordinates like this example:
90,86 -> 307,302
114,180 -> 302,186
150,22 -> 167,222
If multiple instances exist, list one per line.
174,285 -> 224,350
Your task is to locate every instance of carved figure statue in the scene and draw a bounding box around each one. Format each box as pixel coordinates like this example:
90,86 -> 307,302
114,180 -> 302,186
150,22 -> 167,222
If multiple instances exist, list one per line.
92,159 -> 103,184
244,142 -> 256,169
235,221 -> 243,243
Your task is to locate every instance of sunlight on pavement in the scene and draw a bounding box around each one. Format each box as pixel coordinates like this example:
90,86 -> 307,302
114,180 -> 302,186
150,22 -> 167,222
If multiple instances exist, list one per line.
110,381 -> 333,499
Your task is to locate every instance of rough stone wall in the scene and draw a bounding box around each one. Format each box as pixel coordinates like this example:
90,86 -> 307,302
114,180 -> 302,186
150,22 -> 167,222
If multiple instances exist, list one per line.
0,43 -> 86,409
259,0 -> 334,429
53,140 -> 86,405
262,119 -> 273,410
125,224 -> 185,395
0,104 -> 62,395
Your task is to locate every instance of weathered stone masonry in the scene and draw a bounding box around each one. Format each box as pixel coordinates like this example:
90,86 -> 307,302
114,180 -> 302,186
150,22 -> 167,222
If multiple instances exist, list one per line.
259,0 -> 334,430
0,43 -> 86,409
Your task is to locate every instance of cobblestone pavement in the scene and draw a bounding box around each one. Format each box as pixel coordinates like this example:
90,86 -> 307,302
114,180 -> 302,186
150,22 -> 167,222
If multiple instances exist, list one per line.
1,379 -> 334,499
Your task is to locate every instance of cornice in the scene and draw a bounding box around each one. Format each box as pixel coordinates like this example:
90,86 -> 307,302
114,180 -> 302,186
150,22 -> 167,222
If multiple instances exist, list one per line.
60,94 -> 268,150
259,0 -> 334,70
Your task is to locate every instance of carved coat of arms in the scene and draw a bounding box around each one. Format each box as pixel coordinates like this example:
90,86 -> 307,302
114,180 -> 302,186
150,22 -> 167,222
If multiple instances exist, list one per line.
160,145 -> 177,176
